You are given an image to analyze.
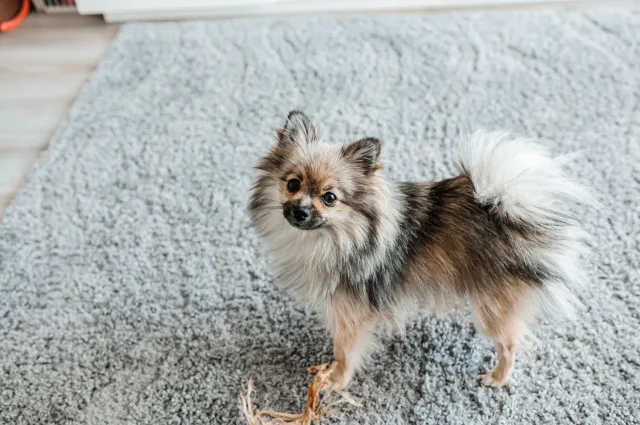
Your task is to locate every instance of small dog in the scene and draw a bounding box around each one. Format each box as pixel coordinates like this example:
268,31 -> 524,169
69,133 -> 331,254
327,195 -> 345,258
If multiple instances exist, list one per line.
248,111 -> 593,389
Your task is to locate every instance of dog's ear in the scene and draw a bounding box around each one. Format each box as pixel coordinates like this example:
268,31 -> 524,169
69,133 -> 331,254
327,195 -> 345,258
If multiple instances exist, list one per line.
276,110 -> 319,146
342,137 -> 382,175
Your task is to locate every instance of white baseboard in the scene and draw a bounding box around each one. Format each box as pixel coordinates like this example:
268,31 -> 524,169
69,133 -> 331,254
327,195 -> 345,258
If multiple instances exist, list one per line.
75,0 -> 594,23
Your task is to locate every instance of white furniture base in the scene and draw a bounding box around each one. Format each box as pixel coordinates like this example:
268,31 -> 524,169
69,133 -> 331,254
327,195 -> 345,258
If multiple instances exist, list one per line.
75,0 -> 594,23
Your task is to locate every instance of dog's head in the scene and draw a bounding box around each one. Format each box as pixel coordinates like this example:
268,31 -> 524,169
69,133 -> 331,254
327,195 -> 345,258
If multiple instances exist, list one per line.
249,111 -> 383,234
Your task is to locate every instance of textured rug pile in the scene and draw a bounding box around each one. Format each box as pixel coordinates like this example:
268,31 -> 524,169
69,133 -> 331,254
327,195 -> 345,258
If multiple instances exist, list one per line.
1,9 -> 639,425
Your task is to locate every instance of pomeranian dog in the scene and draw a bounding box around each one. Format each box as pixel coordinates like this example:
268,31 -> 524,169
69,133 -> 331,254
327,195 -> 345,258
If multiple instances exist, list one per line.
248,111 -> 593,389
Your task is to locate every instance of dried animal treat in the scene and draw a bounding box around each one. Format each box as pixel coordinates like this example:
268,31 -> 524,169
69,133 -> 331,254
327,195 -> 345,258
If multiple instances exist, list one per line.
241,362 -> 360,425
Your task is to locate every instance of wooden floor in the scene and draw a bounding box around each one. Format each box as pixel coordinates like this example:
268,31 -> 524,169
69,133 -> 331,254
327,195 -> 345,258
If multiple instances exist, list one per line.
0,14 -> 118,219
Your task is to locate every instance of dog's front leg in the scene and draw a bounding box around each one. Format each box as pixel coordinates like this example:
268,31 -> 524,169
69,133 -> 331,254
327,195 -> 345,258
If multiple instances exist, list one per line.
326,298 -> 379,391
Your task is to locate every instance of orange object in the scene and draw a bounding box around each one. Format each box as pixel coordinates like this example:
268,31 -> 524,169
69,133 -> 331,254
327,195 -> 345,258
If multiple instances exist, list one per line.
242,362 -> 361,425
0,0 -> 30,33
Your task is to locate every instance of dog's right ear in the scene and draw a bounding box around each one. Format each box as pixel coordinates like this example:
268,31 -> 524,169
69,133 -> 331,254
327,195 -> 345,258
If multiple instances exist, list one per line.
276,110 -> 319,146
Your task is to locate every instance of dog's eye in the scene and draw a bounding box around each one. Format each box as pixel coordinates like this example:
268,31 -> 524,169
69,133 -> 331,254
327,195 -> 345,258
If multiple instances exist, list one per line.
321,192 -> 337,206
287,178 -> 301,193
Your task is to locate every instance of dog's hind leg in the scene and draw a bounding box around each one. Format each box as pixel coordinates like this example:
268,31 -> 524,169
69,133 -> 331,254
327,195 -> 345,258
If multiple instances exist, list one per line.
471,286 -> 530,388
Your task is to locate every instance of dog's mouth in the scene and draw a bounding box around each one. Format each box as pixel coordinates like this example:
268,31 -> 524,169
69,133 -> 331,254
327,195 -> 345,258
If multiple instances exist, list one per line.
285,215 -> 327,230
285,216 -> 327,230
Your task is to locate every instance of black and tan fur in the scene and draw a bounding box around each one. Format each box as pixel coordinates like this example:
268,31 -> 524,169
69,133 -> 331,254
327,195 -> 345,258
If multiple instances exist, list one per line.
248,111 -> 594,389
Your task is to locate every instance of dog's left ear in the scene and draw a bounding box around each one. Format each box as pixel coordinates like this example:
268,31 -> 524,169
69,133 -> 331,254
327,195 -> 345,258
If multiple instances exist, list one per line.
276,110 -> 319,146
342,137 -> 382,175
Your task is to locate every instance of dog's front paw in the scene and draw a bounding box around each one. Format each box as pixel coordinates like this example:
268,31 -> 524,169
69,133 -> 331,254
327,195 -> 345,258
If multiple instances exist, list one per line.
482,370 -> 510,388
327,365 -> 352,392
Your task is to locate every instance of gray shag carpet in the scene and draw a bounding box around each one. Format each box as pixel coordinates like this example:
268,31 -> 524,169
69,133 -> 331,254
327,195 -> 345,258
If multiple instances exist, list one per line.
1,9 -> 639,425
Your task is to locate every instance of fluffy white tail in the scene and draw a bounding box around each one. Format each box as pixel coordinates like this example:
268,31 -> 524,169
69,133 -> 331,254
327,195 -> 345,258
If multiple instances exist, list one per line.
455,131 -> 596,227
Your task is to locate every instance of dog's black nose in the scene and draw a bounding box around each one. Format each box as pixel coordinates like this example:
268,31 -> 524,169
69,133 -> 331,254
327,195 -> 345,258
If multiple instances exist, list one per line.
293,206 -> 311,222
